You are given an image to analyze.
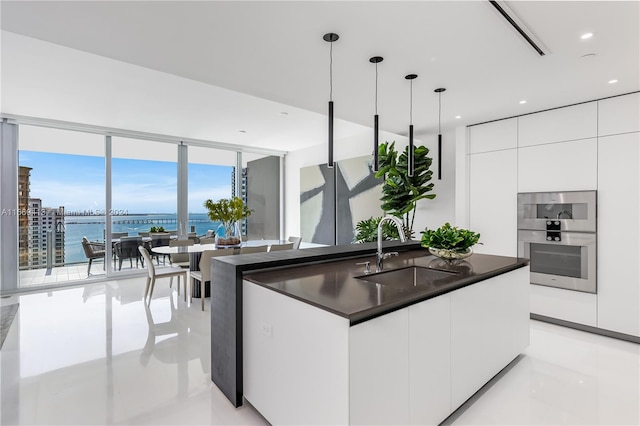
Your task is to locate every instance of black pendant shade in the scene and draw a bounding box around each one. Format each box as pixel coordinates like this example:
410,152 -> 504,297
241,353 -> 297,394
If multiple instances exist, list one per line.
324,33 -> 339,168
328,100 -> 334,167
435,87 -> 446,180
370,56 -> 383,172
406,74 -> 417,177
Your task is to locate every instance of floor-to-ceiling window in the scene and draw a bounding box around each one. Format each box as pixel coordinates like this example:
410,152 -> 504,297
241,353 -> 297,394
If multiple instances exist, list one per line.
18,125 -> 105,287
187,146 -> 234,238
6,120 -> 284,292
109,137 -> 178,273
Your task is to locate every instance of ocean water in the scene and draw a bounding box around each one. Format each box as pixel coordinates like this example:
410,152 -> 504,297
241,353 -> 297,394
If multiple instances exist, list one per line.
64,214 -> 221,264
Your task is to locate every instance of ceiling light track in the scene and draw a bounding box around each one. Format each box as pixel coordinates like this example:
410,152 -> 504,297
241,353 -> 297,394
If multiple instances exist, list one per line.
489,0 -> 547,57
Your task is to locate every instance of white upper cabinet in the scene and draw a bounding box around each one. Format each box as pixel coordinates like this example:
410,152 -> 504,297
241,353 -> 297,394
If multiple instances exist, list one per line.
518,138 -> 598,192
598,92 -> 640,136
518,102 -> 597,147
469,118 -> 517,154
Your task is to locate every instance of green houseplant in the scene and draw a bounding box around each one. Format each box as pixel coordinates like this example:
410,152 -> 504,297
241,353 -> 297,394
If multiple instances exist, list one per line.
203,196 -> 252,247
353,216 -> 401,243
374,141 -> 436,239
420,222 -> 481,260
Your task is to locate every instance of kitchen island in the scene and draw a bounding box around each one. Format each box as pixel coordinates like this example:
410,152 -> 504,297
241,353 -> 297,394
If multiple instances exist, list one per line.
211,243 -> 529,425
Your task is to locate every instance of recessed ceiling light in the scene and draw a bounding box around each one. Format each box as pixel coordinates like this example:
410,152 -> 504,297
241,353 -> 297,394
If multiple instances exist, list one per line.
608,79 -> 618,84
455,115 -> 462,119
581,32 -> 593,40
580,53 -> 597,59
519,100 -> 527,104
238,130 -> 246,134
280,111 -> 288,115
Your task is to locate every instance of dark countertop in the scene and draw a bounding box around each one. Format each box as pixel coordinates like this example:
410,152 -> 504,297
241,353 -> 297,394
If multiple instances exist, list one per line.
244,249 -> 529,325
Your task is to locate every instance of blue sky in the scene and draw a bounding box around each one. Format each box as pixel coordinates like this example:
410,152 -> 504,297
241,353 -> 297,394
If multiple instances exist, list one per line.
19,151 -> 233,214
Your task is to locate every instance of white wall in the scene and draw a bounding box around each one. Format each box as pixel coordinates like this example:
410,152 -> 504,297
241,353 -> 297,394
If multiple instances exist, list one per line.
284,128 -> 456,240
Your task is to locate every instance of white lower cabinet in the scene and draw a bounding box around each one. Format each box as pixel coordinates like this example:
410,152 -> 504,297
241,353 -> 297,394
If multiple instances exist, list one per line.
450,267 -> 530,408
349,309 -> 410,425
408,296 -> 452,425
597,133 -> 640,337
529,283 -> 597,326
243,282 -> 350,425
244,266 -> 530,425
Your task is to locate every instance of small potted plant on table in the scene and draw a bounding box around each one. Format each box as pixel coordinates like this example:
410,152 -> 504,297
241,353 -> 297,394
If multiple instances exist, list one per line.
203,196 -> 252,248
420,222 -> 481,261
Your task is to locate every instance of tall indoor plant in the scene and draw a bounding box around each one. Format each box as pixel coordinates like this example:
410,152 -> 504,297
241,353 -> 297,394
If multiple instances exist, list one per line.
374,141 -> 436,238
203,196 -> 252,246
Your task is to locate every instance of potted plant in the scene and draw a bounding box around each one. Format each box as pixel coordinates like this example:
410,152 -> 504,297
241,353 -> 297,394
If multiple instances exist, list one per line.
353,216 -> 401,243
420,222 -> 481,260
375,141 -> 436,239
203,196 -> 252,247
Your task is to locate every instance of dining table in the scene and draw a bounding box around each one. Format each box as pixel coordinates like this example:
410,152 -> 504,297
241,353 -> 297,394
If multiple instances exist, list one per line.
151,240 -> 289,298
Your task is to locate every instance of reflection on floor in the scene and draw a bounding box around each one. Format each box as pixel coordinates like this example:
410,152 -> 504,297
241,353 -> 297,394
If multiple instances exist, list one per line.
1,277 -> 638,425
18,260 -> 151,289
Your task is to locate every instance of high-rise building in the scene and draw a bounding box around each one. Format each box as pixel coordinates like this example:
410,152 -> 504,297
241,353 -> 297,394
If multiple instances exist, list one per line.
230,166 -> 249,235
18,166 -> 32,267
27,198 -> 65,268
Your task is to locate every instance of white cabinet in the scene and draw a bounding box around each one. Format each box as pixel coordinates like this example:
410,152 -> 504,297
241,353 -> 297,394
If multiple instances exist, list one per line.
469,149 -> 518,256
350,296 -> 452,426
529,284 -> 597,326
597,133 -> 640,337
450,267 -> 530,408
408,295 -> 451,425
469,118 -> 517,154
517,138 -> 598,192
245,265 -> 530,426
518,102 -> 597,147
349,309 -> 410,425
243,281 -> 350,425
598,93 -> 640,136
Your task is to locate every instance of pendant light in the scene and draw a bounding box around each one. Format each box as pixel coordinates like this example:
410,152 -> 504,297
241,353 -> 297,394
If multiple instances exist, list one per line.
369,56 -> 383,172
434,87 -> 446,180
405,74 -> 418,177
323,32 -> 339,168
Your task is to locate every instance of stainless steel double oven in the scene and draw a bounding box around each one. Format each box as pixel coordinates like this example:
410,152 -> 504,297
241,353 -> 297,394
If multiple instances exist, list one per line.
517,191 -> 597,293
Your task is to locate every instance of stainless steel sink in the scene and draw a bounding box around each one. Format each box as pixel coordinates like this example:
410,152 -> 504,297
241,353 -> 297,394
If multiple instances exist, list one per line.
356,266 -> 458,289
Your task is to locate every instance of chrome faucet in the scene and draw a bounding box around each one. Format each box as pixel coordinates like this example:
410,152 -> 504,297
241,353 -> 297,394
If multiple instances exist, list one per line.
377,215 -> 407,272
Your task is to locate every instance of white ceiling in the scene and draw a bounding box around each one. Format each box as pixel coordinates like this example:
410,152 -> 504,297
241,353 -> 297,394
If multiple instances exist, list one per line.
1,1 -> 638,152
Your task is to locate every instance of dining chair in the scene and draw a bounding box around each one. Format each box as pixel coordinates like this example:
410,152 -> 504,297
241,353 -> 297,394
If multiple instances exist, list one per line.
190,248 -> 234,311
269,242 -> 294,252
114,236 -> 143,270
287,236 -> 302,250
111,231 -> 129,239
150,233 -> 171,264
169,239 -> 194,268
138,246 -> 188,305
239,245 -> 268,254
81,236 -> 105,276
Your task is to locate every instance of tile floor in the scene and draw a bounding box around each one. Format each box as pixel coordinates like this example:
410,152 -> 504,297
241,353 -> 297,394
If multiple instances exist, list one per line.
1,277 -> 639,425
